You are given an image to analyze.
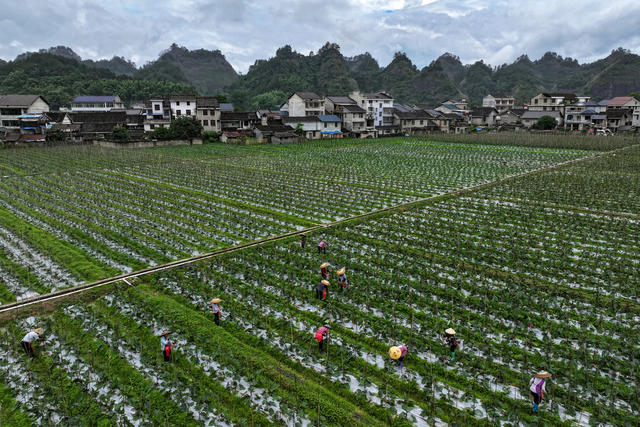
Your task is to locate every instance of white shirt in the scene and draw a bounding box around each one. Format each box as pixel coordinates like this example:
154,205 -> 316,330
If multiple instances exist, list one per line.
529,377 -> 547,394
210,303 -> 220,314
22,331 -> 40,343
161,336 -> 172,351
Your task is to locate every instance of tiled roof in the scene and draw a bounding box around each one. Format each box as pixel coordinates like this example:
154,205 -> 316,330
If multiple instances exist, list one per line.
606,96 -> 636,106
0,94 -> 45,107
540,92 -> 576,98
221,112 -> 255,121
394,111 -> 430,119
220,103 -> 234,112
282,116 -> 320,123
471,107 -> 498,117
317,115 -> 341,122
294,92 -> 321,100
72,96 -> 118,103
67,111 -> 127,124
169,94 -> 196,101
196,97 -> 219,108
326,96 -> 355,104
342,104 -> 366,113
362,92 -> 393,100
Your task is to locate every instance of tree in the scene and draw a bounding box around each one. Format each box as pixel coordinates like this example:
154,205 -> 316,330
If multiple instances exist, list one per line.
46,129 -> 65,143
169,116 -> 203,139
149,126 -> 173,140
294,123 -> 304,136
533,115 -> 558,130
111,125 -> 130,141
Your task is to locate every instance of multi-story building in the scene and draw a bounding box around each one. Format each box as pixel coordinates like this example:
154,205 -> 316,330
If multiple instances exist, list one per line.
606,96 -> 640,127
528,93 -> 584,118
482,94 -> 515,110
521,110 -> 563,128
71,96 -> 124,111
564,101 -> 602,130
169,95 -> 196,118
470,107 -> 500,126
143,98 -> 172,132
349,91 -> 394,128
0,95 -> 50,128
285,92 -> 325,117
196,97 -> 220,132
324,96 -> 367,136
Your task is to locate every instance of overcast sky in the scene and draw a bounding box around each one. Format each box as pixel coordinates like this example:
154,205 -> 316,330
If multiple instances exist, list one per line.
2,0 -> 640,73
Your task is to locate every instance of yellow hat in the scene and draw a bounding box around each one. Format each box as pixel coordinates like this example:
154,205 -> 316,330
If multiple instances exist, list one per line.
210,298 -> 222,304
389,346 -> 402,360
33,328 -> 44,335
536,371 -> 552,378
321,280 -> 330,286
337,268 -> 345,275
445,328 -> 456,335
320,262 -> 330,268
159,330 -> 171,336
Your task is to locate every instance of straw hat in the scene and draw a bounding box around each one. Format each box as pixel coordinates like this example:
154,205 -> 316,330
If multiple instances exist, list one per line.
321,280 -> 330,286
33,328 -> 43,335
210,298 -> 222,304
323,324 -> 331,329
389,346 -> 402,360
445,328 -> 456,335
536,371 -> 552,378
337,268 -> 346,275
320,262 -> 330,268
159,330 -> 171,336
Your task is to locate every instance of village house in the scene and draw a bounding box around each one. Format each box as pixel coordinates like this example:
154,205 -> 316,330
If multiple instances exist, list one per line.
605,109 -> 633,132
349,91 -> 394,128
253,124 -> 298,144
324,96 -> 368,137
71,96 -> 124,112
281,116 -> 323,139
220,112 -> 257,131
442,99 -> 469,111
528,93 -> 585,118
285,92 -> 325,116
497,108 -> 525,126
0,95 -> 50,129
170,94 -> 196,118
564,101 -> 603,131
521,110 -> 563,128
143,98 -> 172,132
393,104 -> 438,135
196,97 -> 221,132
482,94 -> 515,110
606,96 -> 640,127
317,115 -> 342,138
469,107 -> 500,127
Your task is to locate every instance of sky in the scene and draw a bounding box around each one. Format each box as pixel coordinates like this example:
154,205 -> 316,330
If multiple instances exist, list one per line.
1,0 -> 640,73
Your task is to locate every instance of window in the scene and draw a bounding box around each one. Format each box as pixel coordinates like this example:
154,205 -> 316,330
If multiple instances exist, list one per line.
324,123 -> 327,128
150,124 -> 155,129
176,111 -> 182,116
186,110 -> 191,116
203,109 -> 209,115
379,103 -> 382,108
187,101 -> 190,106
154,104 -> 160,111
420,120 -> 423,125
176,101 -> 180,106
534,99 -> 538,104
203,120 -> 209,126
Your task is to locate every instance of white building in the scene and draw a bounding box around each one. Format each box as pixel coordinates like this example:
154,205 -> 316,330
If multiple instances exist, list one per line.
0,94 -> 50,129
170,95 -> 196,118
482,94 -> 515,110
286,92 -> 324,116
143,98 -> 171,132
71,96 -> 124,111
349,91 -> 394,127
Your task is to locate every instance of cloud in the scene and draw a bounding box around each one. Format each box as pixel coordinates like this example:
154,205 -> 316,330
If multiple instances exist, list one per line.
0,0 -> 639,73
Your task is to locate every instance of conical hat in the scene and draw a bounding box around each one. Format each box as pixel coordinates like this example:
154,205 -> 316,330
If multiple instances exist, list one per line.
320,262 -> 330,268
536,371 -> 551,378
445,328 -> 456,335
159,330 -> 171,336
33,328 -> 44,335
210,298 -> 222,303
389,346 -> 402,360
321,280 -> 330,286
337,268 -> 345,275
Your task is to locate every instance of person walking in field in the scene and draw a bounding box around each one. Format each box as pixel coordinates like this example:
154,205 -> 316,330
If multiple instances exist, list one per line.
21,328 -> 43,358
444,328 -> 459,361
529,371 -> 551,413
160,330 -> 173,362
336,268 -> 348,291
210,298 -> 222,326
318,240 -> 327,254
389,344 -> 408,369
316,280 -> 330,300
320,262 -> 332,280
315,325 -> 330,352
300,234 -> 307,248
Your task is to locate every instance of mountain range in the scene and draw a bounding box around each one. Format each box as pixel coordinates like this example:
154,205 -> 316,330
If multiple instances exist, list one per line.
2,43 -> 640,110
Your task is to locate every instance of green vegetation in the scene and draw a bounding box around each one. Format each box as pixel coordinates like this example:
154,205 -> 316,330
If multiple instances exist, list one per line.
111,125 -> 130,142
533,115 -> 559,130
149,116 -> 202,140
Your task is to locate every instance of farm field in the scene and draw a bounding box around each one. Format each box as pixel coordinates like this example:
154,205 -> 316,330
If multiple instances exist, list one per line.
0,136 -> 638,426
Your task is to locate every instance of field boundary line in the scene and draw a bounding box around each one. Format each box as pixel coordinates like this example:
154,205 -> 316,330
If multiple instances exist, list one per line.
0,145 -> 633,318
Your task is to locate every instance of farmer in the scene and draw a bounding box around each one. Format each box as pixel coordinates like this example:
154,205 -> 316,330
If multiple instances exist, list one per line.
210,298 -> 222,326
318,240 -> 327,254
300,234 -> 307,248
316,280 -> 330,300
21,328 -> 43,358
444,328 -> 459,361
315,325 -> 330,352
160,330 -> 173,362
529,371 -> 551,413
389,344 -> 408,369
336,268 -> 348,291
320,262 -> 332,280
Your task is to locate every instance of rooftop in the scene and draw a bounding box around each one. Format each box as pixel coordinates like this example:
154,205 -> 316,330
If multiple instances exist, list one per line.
72,96 -> 119,103
317,115 -> 341,122
196,97 -> 220,108
169,94 -> 197,101
607,96 -> 637,106
326,96 -> 355,105
294,92 -> 321,100
0,94 -> 46,107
